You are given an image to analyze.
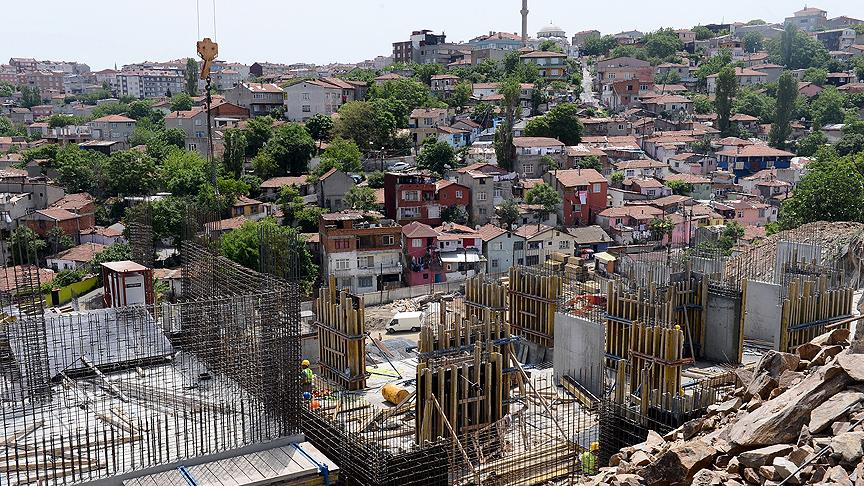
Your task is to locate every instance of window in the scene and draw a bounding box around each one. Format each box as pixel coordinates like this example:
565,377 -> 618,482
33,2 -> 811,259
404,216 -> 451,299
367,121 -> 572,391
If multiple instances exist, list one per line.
334,238 -> 351,249
195,131 -> 205,138
513,241 -> 524,250
302,93 -> 310,100
479,207 -> 487,216
455,191 -> 463,199
494,188 -> 503,198
302,105 -> 311,112
334,259 -> 350,270
559,240 -> 571,249
477,192 -> 487,201
491,259 -> 499,269
358,276 -> 373,288
523,164 -> 534,174
188,143 -> 197,151
382,235 -> 395,246
357,255 -> 374,268
479,178 -> 486,185
493,242 -> 503,251
403,190 -> 419,201
412,238 -> 423,248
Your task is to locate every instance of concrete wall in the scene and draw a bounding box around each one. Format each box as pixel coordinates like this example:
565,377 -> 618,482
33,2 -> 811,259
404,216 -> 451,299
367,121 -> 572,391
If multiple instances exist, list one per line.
552,312 -> 604,396
358,281 -> 464,306
743,280 -> 782,349
704,291 -> 742,364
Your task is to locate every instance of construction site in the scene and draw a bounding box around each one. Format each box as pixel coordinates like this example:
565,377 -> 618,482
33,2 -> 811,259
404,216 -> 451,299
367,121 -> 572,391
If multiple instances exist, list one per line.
0,217 -> 862,486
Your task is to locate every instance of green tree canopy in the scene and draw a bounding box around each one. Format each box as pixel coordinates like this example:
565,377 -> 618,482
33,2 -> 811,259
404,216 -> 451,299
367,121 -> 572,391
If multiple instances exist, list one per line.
223,128 -> 247,177
103,150 -> 157,196
795,131 -> 828,157
336,101 -> 397,152
643,28 -> 684,60
90,243 -> 133,270
496,198 -> 521,230
54,144 -> 105,195
742,32 -> 764,53
770,24 -> 830,70
305,113 -> 334,142
366,171 -> 385,188
343,186 -> 378,211
416,137 -> 456,175
442,205 -> 469,224
450,81 -> 473,111
316,137 -> 363,175
581,35 -> 618,56
159,149 -> 209,195
185,58 -> 199,96
524,182 -> 561,225
691,94 -> 714,115
692,26 -> 714,40
770,72 -> 798,149
170,93 -> 193,111
715,65 -> 738,136
369,78 -> 438,112
258,123 -> 316,177
666,179 -> 693,195
810,86 -> 848,128
778,149 -> 864,229
523,103 -> 583,145
802,67 -> 828,86
733,89 -> 776,123
243,115 -> 275,157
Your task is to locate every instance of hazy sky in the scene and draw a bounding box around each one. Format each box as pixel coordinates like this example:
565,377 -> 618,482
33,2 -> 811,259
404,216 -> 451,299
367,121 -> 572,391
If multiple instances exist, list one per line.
2,0 -> 863,70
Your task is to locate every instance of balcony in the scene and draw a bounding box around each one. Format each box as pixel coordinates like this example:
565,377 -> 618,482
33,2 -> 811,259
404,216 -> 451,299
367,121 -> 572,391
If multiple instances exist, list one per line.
332,262 -> 403,278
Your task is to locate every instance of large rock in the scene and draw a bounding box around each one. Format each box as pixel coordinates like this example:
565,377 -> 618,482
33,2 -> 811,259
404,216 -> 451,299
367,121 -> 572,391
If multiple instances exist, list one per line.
829,431 -> 864,465
808,390 -> 863,433
745,372 -> 777,400
838,352 -> 864,382
729,364 -> 851,447
772,457 -> 802,484
639,439 -> 717,485
737,444 -> 793,468
810,328 -> 850,346
755,351 -> 800,379
795,342 -> 821,362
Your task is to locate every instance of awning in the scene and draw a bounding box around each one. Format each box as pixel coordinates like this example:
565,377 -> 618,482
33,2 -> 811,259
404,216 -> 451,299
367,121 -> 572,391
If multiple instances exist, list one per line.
440,252 -> 483,263
594,252 -> 617,263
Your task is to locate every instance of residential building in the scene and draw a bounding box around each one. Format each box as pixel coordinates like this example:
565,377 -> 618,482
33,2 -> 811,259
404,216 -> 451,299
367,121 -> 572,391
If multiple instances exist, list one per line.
519,51 -> 568,80
706,67 -> 768,95
87,115 -> 135,148
116,71 -> 184,99
728,200 -> 778,226
23,208 -> 87,241
319,211 -> 402,293
435,126 -> 471,148
468,31 -> 524,51
566,225 -> 613,253
623,177 -> 671,199
8,108 -> 33,125
259,175 -> 309,201
715,144 -> 795,178
434,222 -> 485,282
512,137 -> 565,178
663,173 -> 714,199
224,82 -> 284,117
9,57 -> 37,71
402,221 -> 446,286
751,63 -> 784,83
571,30 -> 601,48
392,30 -> 447,64
49,193 -> 95,235
613,31 -> 644,44
317,169 -> 356,212
512,224 -> 579,266
471,82 -> 535,114
595,205 -> 665,245
478,223 -> 525,274
231,195 -> 266,219
451,162 -> 514,225
784,7 -> 828,32
408,107 -> 449,147
383,172 -> 470,226
283,78 -> 360,122
93,69 -> 119,90
163,100 -> 249,155
826,72 -> 855,87
656,63 -> 693,82
544,169 -> 608,227
668,153 -> 716,175
613,159 -> 669,179
46,243 -> 106,271
595,57 -> 654,90
21,71 -> 64,93
640,94 -> 693,116
430,74 -> 461,97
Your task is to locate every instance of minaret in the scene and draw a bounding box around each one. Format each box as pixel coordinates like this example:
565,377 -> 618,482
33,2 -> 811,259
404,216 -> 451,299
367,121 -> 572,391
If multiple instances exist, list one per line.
521,0 -> 529,45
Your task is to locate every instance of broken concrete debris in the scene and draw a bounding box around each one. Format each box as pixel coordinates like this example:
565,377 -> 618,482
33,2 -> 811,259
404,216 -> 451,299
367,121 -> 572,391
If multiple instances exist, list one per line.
579,329 -> 864,486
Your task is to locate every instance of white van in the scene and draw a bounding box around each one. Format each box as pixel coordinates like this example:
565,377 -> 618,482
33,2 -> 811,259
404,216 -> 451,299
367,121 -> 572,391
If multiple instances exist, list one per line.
386,311 -> 423,333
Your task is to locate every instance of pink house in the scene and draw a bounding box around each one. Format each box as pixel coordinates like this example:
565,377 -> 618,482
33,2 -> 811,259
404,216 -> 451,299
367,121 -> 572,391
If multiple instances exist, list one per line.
402,222 -> 445,286
663,213 -> 693,247
434,223 -> 485,282
729,200 -> 778,226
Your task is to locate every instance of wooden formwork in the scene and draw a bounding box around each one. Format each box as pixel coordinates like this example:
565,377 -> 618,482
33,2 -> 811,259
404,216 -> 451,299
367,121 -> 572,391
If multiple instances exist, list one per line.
508,266 -> 562,348
415,347 -> 505,445
779,277 -> 854,352
605,276 -> 706,360
464,274 -> 508,325
314,275 -> 367,390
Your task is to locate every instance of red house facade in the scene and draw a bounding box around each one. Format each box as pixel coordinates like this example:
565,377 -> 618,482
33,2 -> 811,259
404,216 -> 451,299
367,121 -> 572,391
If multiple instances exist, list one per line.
544,169 -> 609,227
384,172 -> 470,226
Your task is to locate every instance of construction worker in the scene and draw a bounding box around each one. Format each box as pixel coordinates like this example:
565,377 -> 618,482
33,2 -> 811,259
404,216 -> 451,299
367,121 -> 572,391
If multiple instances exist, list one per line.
301,359 -> 314,394
580,442 -> 599,475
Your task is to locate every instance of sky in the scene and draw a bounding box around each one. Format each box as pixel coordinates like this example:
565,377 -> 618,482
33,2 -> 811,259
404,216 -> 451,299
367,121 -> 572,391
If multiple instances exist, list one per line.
2,0 -> 863,70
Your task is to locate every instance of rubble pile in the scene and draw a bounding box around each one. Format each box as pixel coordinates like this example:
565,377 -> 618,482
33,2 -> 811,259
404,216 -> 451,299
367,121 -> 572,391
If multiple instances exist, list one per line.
583,329 -> 864,486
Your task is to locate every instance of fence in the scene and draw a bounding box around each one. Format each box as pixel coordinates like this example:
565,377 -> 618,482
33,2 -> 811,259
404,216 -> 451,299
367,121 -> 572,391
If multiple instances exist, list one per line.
42,275 -> 100,307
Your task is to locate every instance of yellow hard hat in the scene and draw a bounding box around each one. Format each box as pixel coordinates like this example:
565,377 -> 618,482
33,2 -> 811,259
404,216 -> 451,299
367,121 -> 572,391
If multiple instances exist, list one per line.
590,442 -> 599,452
301,359 -> 310,367
674,324 -> 681,331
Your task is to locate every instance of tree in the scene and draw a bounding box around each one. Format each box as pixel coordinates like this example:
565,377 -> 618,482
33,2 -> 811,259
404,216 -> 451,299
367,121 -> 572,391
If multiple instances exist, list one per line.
574,155 -> 602,172
369,78 -> 436,112
305,113 -> 334,143
0,116 -> 16,137
742,32 -> 764,53
336,101 -> 396,152
643,28 -> 684,60
20,86 -> 41,108
733,89 -> 776,123
316,137 -> 363,175
649,217 -> 674,243
147,196 -> 186,246
185,58 -> 199,96
692,94 -> 713,114
0,81 -> 13,97
412,63 -> 443,85
539,39 -> 563,53
54,145 -> 105,195
692,26 -> 714,41
666,179 -> 693,196
8,226 -> 46,263
220,218 -> 317,291
450,81 -> 472,111
366,171 -> 385,188
259,123 -> 316,177
170,92 -> 193,111
770,72 -> 798,149
523,103 -> 583,145
802,67 -> 828,86
416,137 -> 456,175
811,86 -> 848,128
344,186 -> 378,210
243,115 -> 274,157
90,243 -> 133,273
582,35 -> 618,56
715,65 -> 738,136
855,57 -> 864,85
102,150 -> 157,196
164,128 -> 186,149
223,128 -> 247,177
694,50 -> 732,90
45,226 -> 73,256
496,198 -> 521,230
494,78 -> 522,171
795,131 -> 828,157
524,182 -> 561,226
441,205 -> 469,225
655,70 -> 681,85
771,24 -> 830,70
47,114 -> 85,128
778,150 -> 864,229
836,134 -> 864,156
278,185 -> 327,232
159,149 -> 209,195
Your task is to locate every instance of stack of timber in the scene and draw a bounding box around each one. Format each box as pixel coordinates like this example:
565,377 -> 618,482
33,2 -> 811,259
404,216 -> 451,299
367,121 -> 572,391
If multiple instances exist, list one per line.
508,266 -> 562,348
778,276 -> 854,352
314,275 -> 367,390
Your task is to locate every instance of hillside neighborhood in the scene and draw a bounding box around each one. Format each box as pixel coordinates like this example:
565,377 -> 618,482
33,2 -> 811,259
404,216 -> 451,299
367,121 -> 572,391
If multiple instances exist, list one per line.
2,2 -> 864,485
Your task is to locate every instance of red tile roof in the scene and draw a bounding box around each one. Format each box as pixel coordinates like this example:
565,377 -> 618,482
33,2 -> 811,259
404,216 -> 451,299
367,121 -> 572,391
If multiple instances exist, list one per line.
402,221 -> 440,239
553,169 -> 606,187
52,243 -> 107,263
513,137 -> 564,148
91,114 -> 135,123
477,224 -> 508,242
715,145 -> 794,158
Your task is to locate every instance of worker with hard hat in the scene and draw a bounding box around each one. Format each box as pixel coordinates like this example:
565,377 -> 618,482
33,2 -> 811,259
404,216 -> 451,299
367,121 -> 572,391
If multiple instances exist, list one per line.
580,442 -> 599,475
301,359 -> 314,394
